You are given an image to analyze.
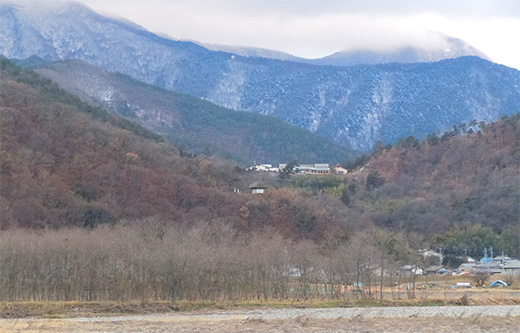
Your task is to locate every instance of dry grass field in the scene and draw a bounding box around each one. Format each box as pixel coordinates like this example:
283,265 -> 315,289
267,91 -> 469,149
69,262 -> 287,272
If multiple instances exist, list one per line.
1,276 -> 518,332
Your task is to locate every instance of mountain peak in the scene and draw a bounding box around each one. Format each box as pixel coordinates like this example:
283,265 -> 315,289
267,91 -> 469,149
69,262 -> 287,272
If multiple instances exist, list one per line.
2,2 -> 519,153
0,1 -> 91,14
315,32 -> 490,67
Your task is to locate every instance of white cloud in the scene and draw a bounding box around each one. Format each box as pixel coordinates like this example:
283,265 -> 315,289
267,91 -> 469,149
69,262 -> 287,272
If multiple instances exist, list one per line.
101,0 -> 519,20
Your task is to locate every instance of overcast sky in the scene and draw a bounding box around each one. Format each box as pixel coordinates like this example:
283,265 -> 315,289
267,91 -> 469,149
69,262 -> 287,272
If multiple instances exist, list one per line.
39,1 -> 520,69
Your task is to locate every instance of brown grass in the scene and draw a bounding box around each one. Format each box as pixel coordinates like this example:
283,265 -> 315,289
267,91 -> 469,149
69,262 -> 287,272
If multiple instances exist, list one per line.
2,289 -> 519,319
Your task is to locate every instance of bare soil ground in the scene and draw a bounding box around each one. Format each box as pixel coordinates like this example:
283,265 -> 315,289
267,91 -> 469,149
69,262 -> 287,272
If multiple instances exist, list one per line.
1,306 -> 520,332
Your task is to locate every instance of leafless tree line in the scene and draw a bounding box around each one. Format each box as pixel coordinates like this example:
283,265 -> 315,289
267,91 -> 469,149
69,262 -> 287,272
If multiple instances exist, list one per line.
0,221 -> 418,302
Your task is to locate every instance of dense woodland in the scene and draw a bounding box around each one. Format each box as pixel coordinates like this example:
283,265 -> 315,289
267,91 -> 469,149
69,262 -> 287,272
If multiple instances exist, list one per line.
337,114 -> 520,260
0,58 -> 238,229
0,223 -> 449,302
1,58 -> 519,302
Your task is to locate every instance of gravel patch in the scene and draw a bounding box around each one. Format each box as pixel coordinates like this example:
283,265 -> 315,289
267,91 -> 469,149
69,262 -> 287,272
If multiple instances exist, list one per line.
67,305 -> 520,323
2,306 -> 519,332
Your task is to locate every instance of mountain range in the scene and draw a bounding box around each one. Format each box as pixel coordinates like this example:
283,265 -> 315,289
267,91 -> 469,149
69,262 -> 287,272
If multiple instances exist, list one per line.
1,2 -> 520,151
312,33 -> 491,67
27,57 -> 356,164
201,32 -> 490,67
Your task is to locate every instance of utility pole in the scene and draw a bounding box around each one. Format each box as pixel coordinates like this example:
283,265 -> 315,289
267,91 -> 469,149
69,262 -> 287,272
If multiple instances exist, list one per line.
439,248 -> 443,267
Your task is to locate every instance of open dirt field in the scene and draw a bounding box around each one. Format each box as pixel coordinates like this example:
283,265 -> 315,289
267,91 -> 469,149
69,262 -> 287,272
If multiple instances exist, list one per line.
1,305 -> 520,332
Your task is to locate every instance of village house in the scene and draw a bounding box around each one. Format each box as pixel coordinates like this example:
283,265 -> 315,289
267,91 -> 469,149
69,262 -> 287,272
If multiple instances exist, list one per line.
492,255 -> 511,264
424,265 -> 443,275
296,163 -> 330,174
248,162 -> 348,175
400,264 -> 423,276
247,164 -> 279,172
334,164 -> 348,174
457,263 -> 476,274
501,259 -> 520,276
248,182 -> 268,194
420,249 -> 443,264
471,263 -> 502,275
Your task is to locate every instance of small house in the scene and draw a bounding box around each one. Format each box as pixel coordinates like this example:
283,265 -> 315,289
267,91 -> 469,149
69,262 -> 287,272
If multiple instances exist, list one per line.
492,255 -> 511,264
501,260 -> 520,275
400,264 -> 423,276
457,263 -> 476,273
472,263 -> 502,275
249,182 -> 268,194
334,164 -> 348,174
424,265 -> 442,275
297,164 -> 330,174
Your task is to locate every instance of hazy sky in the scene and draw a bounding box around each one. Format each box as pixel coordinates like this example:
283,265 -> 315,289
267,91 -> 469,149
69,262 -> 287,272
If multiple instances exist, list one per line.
31,1 -> 520,69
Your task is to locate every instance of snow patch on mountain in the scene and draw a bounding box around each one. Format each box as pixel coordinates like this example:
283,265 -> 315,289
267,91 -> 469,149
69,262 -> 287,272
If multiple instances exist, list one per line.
2,3 -> 520,152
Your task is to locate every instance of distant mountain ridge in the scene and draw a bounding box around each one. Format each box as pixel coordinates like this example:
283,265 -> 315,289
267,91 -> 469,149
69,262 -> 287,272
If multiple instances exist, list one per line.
2,2 -> 520,151
30,58 -> 357,164
312,33 -> 490,67
198,32 -> 490,67
199,43 -> 304,62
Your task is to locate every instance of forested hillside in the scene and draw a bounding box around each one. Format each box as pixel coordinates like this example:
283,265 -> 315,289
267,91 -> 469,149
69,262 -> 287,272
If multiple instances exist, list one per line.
334,116 -> 520,259
2,56 -> 518,251
0,58 -> 239,228
279,115 -> 519,259
0,58 -> 351,237
31,59 -> 356,164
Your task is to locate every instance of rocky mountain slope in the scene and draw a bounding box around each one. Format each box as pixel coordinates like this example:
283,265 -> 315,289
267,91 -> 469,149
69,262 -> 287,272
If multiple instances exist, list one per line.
2,2 -> 520,151
199,42 -> 304,62
29,58 -> 356,164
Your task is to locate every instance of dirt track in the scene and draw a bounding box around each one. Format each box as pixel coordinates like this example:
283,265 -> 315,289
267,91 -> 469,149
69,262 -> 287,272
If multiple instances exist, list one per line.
1,305 -> 520,332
